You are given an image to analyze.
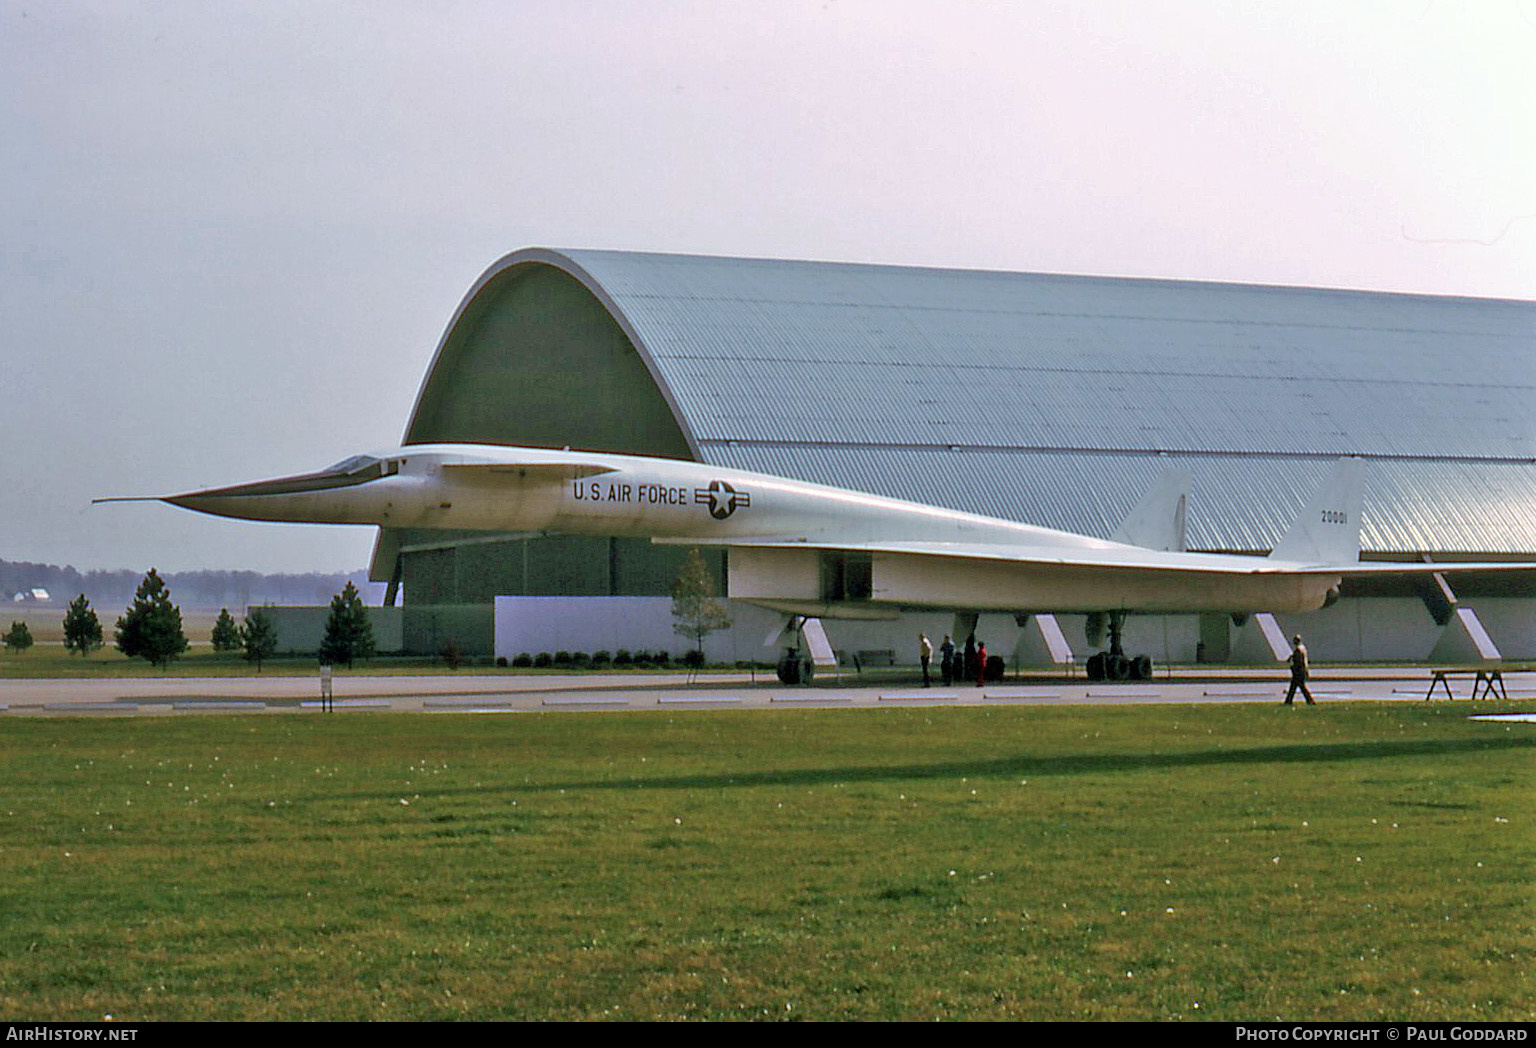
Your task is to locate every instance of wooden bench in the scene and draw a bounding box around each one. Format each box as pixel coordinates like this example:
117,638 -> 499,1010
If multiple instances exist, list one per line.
1425,669 -> 1507,701
851,649 -> 896,671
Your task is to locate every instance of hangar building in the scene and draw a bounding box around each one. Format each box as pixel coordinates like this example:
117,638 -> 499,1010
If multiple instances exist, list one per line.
373,248 -> 1536,663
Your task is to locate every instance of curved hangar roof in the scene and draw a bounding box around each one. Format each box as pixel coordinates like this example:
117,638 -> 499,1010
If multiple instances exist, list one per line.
404,248 -> 1536,557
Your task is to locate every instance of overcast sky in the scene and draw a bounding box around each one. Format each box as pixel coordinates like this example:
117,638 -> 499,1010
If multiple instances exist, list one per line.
4,0 -> 1533,576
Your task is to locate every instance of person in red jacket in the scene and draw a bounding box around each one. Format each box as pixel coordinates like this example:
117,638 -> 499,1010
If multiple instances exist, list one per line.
976,640 -> 988,687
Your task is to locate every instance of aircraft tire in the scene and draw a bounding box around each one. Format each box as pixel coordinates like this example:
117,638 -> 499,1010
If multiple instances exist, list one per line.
1105,653 -> 1131,681
1131,655 -> 1154,681
777,655 -> 814,685
1086,652 -> 1106,681
776,656 -> 798,685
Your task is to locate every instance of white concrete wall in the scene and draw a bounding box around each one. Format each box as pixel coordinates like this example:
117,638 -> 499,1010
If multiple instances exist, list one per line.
1261,598 -> 1535,662
493,596 -> 1536,666
496,597 -> 683,660
494,597 -> 986,666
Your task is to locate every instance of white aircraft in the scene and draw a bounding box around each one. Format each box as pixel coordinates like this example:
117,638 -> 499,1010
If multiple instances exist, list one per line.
108,443 -> 1529,682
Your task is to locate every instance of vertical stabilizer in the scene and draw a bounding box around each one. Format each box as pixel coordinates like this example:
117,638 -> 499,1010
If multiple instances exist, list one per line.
1270,459 -> 1364,565
1111,467 -> 1192,551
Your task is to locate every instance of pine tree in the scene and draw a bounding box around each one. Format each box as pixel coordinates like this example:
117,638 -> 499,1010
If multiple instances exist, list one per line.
318,582 -> 375,669
62,594 -> 103,658
240,606 -> 278,672
115,569 -> 189,669
211,608 -> 242,652
670,548 -> 732,663
3,621 -> 33,653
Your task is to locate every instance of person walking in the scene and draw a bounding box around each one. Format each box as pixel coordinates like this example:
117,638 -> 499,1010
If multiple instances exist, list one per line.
1285,634 -> 1316,705
918,633 -> 933,687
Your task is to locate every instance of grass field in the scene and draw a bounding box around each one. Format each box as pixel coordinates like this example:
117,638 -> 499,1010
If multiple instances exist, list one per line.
1,701 -> 1531,1021
0,610 -> 699,678
0,609 -> 503,679
0,610 -> 241,676
0,641 -> 471,679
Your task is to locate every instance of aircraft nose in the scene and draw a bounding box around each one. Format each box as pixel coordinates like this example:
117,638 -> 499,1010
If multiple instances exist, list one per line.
162,472 -> 339,511
160,477 -> 314,520
160,457 -> 389,520
160,481 -> 274,514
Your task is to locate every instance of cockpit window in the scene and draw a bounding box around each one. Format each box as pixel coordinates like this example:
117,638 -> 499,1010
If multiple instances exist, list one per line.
325,455 -> 382,476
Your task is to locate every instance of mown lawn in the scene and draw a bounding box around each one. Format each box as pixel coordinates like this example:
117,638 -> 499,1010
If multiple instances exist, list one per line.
1,702 -> 1531,1020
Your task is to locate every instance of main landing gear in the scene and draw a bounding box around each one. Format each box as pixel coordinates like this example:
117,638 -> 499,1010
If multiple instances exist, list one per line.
773,615 -> 834,684
776,648 -> 814,685
1083,611 -> 1155,682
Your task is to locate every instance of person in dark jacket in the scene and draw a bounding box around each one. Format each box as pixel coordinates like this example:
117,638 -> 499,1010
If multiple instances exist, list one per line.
1284,634 -> 1316,705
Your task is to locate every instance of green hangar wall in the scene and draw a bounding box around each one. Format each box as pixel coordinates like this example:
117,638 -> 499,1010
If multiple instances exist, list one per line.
404,262 -> 692,457
375,252 -> 716,640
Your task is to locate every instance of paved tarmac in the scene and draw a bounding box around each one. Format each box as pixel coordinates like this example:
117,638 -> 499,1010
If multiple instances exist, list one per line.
3,667 -> 1532,717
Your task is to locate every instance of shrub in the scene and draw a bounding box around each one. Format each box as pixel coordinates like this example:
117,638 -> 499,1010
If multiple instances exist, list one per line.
3,621 -> 34,653
512,653 -> 533,668
533,652 -> 552,668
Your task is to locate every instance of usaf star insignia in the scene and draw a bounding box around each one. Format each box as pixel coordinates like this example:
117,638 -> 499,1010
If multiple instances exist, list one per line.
695,480 -> 751,520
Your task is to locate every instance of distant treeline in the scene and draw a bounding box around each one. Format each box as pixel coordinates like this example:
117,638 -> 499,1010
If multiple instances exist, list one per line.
1,558 -> 386,611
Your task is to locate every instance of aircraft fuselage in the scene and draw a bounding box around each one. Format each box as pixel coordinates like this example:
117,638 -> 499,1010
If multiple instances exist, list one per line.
157,443 -> 1344,616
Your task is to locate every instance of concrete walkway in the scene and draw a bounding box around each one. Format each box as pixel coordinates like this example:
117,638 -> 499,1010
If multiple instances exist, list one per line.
3,667 -> 1533,717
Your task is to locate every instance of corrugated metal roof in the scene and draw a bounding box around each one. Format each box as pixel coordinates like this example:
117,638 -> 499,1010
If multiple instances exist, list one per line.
697,447 -> 1536,556
483,249 -> 1536,555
